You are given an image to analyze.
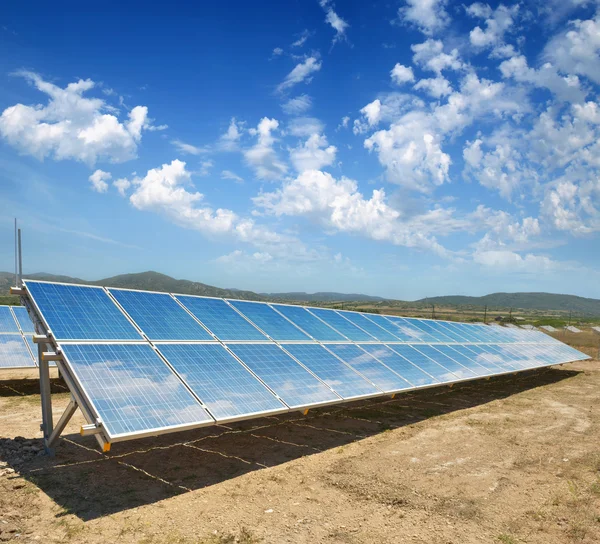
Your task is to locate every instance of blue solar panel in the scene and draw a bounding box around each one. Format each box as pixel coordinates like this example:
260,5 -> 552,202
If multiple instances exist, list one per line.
157,344 -> 286,420
438,322 -> 481,342
307,308 -> 375,341
359,344 -> 439,387
361,314 -> 410,340
386,344 -> 458,382
226,343 -> 339,408
271,304 -> 346,341
0,334 -> 36,368
25,281 -> 142,341
463,344 -> 523,370
109,289 -> 213,341
412,320 -> 456,342
0,306 -> 19,333
282,343 -> 381,399
414,345 -> 477,379
431,345 -> 491,377
445,344 -> 505,373
384,317 -> 438,342
11,306 -> 35,334
60,343 -> 213,438
228,300 -> 310,341
337,311 -> 399,341
175,296 -> 268,341
324,344 -> 412,393
428,321 -> 470,342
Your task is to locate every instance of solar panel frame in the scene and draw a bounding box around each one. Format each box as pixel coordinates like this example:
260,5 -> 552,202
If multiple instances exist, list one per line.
24,280 -> 144,342
59,342 -> 215,441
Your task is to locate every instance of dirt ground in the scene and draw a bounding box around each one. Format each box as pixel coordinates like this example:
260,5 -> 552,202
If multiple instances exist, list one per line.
1,353 -> 599,543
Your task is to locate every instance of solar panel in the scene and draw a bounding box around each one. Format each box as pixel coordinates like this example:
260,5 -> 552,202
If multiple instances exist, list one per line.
157,343 -> 286,421
361,313 -> 412,340
17,280 -> 592,450
386,344 -> 458,382
108,289 -> 213,341
0,334 -> 36,368
226,343 -> 340,408
25,281 -> 142,341
60,343 -> 213,438
337,311 -> 399,341
411,320 -> 456,343
282,343 -> 381,399
359,344 -> 439,387
270,304 -> 346,341
11,306 -> 35,334
175,296 -> 268,341
447,344 -> 506,373
324,344 -> 413,393
227,300 -> 310,341
384,316 -> 437,342
432,345 -> 492,376
307,308 -> 375,341
0,306 -> 19,333
412,344 -> 477,379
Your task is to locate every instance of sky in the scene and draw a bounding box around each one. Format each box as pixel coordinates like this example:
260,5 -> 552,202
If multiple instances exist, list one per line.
1,0 -> 600,300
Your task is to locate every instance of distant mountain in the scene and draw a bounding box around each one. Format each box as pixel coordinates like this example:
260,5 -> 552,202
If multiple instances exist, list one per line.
0,271 -> 266,301
2,271 -> 599,315
264,291 -> 386,303
418,292 -> 600,315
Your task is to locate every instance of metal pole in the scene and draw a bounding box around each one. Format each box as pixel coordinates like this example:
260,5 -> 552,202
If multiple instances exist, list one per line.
14,218 -> 17,287
38,342 -> 54,455
18,228 -> 23,284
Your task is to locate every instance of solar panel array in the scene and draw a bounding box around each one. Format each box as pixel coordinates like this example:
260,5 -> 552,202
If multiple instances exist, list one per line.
0,305 -> 37,369
23,280 -> 591,443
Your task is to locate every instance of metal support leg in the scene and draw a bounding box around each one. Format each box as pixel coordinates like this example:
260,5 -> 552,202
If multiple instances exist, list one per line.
38,342 -> 54,455
47,398 -> 77,449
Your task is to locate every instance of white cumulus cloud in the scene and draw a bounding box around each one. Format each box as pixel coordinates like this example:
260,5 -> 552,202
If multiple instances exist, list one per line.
89,169 -> 111,193
289,134 -> 337,172
0,71 -> 157,165
399,0 -> 450,36
244,117 -> 288,180
277,57 -> 322,93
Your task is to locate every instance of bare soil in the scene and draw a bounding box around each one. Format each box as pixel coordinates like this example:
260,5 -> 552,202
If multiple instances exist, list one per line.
1,357 -> 599,544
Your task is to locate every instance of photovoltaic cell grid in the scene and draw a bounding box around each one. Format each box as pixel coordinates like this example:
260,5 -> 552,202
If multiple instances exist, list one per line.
60,343 -> 213,438
19,281 -> 591,444
25,281 -> 142,341
0,306 -> 36,369
109,289 -> 213,341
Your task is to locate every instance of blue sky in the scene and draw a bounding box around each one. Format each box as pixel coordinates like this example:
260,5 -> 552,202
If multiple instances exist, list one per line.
1,0 -> 600,299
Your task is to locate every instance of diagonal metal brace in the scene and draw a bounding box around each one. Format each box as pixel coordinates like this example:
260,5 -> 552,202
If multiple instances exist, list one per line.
46,398 -> 77,450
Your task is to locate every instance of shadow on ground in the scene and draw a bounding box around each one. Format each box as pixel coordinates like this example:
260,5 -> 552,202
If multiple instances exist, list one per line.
0,366 -> 580,521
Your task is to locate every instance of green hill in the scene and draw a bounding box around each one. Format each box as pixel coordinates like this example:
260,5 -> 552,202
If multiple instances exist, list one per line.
2,271 -> 600,315
0,271 -> 265,301
418,292 -> 600,315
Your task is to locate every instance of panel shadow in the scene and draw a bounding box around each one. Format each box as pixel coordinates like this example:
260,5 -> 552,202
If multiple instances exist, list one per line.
0,366 -> 580,521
